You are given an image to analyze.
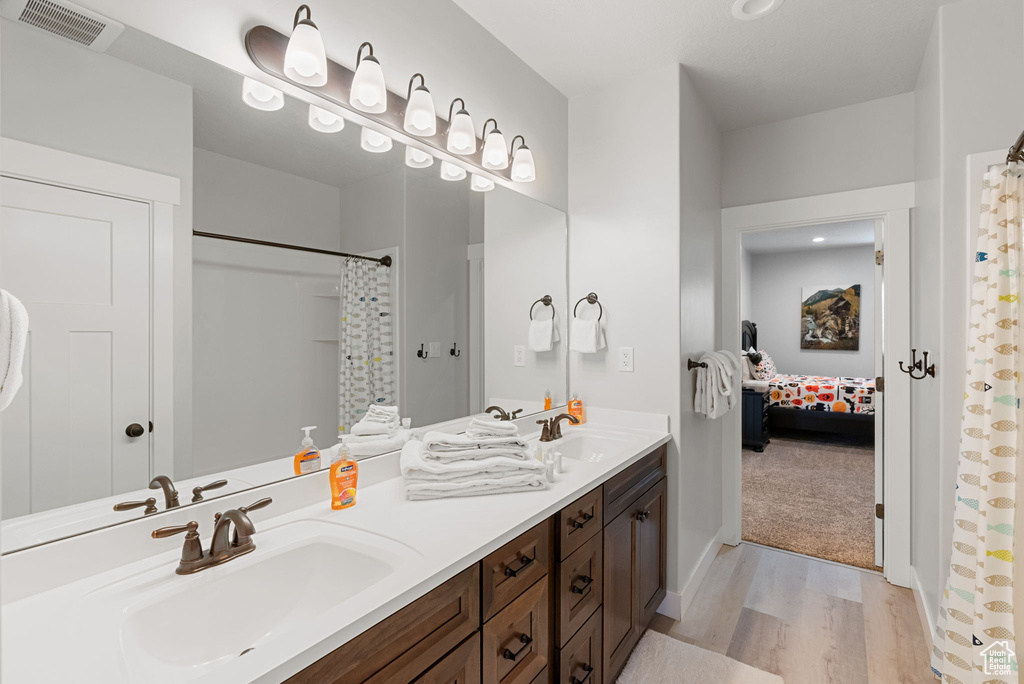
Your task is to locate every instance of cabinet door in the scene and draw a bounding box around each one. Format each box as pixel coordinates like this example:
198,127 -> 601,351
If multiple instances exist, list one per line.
636,478 -> 667,628
414,631 -> 481,684
601,507 -> 637,683
483,577 -> 551,684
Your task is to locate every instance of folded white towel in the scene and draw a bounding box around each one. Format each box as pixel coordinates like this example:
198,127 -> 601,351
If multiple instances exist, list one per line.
422,430 -> 529,462
400,440 -> 545,482
465,417 -> 519,440
0,290 -> 29,413
326,430 -> 410,460
569,316 -> 605,354
404,475 -> 547,501
527,316 -> 560,352
345,432 -> 399,444
694,350 -> 740,419
351,419 -> 399,436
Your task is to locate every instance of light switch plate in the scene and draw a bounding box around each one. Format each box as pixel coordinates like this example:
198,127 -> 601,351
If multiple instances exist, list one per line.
429,342 -> 441,358
513,345 -> 526,367
619,347 -> 634,372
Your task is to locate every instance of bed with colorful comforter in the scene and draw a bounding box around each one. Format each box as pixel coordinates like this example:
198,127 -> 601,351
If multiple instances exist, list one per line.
767,375 -> 875,415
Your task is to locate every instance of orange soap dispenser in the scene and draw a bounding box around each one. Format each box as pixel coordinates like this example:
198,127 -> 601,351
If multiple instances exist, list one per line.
568,393 -> 586,425
293,426 -> 321,475
330,442 -> 359,510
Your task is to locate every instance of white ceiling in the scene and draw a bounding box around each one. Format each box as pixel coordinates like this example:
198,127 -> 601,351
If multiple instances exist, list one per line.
741,219 -> 875,254
452,0 -> 952,131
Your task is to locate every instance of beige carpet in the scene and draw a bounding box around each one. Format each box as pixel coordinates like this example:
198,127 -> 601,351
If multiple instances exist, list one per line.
618,630 -> 783,683
742,433 -> 878,570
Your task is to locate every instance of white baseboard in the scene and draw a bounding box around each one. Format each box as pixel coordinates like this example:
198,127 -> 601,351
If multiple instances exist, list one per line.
910,565 -> 935,651
657,527 -> 724,621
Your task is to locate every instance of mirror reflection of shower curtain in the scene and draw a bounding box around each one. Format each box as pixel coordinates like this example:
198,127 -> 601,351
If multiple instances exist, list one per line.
338,258 -> 395,436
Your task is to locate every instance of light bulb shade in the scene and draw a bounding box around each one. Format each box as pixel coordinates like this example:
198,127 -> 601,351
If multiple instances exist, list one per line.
481,130 -> 509,170
308,104 -> 344,133
404,87 -> 436,136
511,145 -> 536,182
446,110 -> 476,154
284,21 -> 328,86
242,77 -> 284,111
440,161 -> 467,181
360,127 -> 393,153
405,146 -> 434,169
350,55 -> 387,113
470,174 -> 495,192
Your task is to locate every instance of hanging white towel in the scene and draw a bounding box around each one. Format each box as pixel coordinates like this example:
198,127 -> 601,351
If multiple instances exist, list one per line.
569,317 -> 606,353
693,350 -> 740,419
528,316 -> 560,352
0,289 -> 29,413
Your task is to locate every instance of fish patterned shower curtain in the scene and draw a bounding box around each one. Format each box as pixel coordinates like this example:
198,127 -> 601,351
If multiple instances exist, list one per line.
932,161 -> 1021,683
339,258 -> 395,436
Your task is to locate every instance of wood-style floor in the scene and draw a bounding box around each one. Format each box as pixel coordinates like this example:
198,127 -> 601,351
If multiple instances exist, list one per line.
649,543 -> 934,684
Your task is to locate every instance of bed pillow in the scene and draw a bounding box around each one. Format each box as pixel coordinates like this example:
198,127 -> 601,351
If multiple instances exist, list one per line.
751,350 -> 776,380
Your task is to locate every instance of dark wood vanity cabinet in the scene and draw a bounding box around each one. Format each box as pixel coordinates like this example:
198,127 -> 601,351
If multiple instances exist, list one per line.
283,446 -> 667,684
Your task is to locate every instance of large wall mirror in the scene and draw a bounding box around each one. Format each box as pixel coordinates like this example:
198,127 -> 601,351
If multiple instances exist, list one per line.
0,20 -> 568,552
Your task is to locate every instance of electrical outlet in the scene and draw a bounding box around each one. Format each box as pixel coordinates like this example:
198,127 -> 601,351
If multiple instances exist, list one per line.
513,345 -> 526,367
429,342 -> 441,358
619,347 -> 634,372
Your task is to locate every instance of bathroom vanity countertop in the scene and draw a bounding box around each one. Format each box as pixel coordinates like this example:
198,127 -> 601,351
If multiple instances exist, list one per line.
1,422 -> 670,684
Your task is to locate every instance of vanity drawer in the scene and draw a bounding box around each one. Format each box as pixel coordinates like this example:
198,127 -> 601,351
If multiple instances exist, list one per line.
556,532 -> 603,647
483,519 -> 552,622
603,445 -> 666,522
555,487 -> 603,560
557,607 -> 602,684
285,564 -> 479,684
415,631 -> 481,684
483,577 -> 552,684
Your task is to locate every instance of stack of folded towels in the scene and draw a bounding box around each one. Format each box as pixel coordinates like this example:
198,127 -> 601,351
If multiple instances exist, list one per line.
339,406 -> 410,458
400,417 -> 548,501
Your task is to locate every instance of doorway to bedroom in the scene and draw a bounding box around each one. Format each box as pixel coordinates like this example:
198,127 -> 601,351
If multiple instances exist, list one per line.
738,220 -> 881,570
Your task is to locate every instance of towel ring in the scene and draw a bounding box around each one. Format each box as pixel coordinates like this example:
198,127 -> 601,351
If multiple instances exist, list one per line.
573,292 -> 603,320
529,295 -> 554,320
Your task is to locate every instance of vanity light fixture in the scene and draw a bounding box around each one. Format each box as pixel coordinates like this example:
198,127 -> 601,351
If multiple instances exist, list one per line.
360,126 -> 393,153
283,5 -> 328,86
405,146 -> 434,169
446,98 -> 476,155
350,42 -> 387,113
812,236 -> 826,243
470,174 -> 495,192
308,104 -> 345,132
510,135 -> 536,183
481,119 -> 509,170
440,160 -> 467,182
404,73 -> 436,136
242,77 -> 284,111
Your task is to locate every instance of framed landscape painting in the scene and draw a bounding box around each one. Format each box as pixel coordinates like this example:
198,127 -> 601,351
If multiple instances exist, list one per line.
800,284 -> 860,351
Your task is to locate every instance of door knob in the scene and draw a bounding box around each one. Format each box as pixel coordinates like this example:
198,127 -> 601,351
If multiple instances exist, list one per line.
125,423 -> 146,438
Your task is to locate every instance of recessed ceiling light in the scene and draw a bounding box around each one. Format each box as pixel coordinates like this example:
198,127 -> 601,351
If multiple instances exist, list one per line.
732,0 -> 785,21
812,237 -> 826,243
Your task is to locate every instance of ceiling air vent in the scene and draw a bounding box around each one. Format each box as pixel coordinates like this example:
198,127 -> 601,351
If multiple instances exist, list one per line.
1,0 -> 124,52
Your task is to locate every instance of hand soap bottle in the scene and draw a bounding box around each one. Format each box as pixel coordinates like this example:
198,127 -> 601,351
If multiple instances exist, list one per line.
330,443 -> 358,510
543,389 -> 552,411
568,393 -> 586,425
293,426 -> 321,475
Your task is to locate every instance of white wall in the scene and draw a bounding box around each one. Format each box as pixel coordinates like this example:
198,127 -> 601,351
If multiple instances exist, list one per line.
746,245 -> 875,378
484,188 -> 568,408
722,93 -> 915,208
0,19 -> 196,478
76,0 -> 569,212
739,246 -> 753,323
569,63 -> 722,597
911,0 -> 1024,623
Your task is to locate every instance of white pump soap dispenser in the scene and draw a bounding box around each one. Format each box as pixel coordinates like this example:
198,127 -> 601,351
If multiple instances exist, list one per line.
293,425 -> 321,475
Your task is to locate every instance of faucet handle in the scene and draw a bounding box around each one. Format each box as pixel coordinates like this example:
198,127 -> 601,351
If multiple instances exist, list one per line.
191,479 -> 228,503
536,419 -> 552,442
113,497 -> 158,515
510,409 -> 524,419
239,497 -> 273,514
152,520 -> 199,539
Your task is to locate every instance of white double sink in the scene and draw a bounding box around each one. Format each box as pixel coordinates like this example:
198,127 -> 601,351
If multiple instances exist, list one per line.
2,424 -> 659,683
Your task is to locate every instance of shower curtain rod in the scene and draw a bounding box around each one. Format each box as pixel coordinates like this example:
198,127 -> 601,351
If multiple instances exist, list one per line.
192,230 -> 392,267
1009,129 -> 1024,163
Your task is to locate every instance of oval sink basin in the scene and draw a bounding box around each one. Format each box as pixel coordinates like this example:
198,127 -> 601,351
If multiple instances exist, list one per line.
549,430 -> 639,464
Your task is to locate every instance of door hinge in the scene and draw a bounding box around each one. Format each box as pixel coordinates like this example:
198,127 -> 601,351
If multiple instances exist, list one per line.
875,503 -> 884,520
875,376 -> 884,393
875,249 -> 884,265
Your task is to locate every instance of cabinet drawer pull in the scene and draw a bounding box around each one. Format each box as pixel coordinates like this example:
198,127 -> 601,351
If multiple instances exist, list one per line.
502,633 -> 533,661
504,555 -> 534,578
571,664 -> 594,684
570,512 -> 593,529
635,510 -> 650,522
570,575 -> 594,594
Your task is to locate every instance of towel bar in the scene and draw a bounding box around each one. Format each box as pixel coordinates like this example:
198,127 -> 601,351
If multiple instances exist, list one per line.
687,359 -> 707,370
573,292 -> 603,320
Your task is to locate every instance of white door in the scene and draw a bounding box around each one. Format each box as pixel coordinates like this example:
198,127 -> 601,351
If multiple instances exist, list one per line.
0,177 -> 151,517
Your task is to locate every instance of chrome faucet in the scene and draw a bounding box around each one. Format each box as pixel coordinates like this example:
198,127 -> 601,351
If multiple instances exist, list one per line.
485,405 -> 524,421
152,497 -> 272,575
149,475 -> 180,509
537,413 -> 579,442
